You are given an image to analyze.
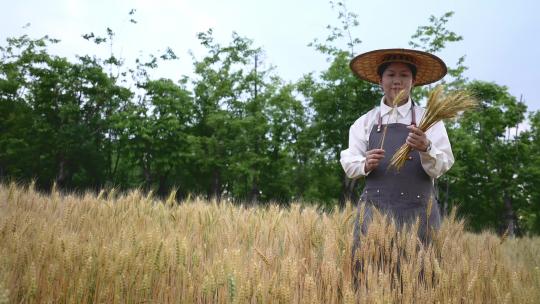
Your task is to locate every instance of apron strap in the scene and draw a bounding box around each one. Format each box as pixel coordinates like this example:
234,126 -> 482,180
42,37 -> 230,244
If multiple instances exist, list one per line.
377,109 -> 382,132
411,104 -> 416,126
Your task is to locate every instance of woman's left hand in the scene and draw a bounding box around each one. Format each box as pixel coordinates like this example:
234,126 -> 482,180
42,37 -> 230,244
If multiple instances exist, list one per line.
406,125 -> 430,152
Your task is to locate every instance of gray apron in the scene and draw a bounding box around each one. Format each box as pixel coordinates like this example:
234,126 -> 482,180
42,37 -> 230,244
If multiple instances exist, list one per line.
351,105 -> 441,285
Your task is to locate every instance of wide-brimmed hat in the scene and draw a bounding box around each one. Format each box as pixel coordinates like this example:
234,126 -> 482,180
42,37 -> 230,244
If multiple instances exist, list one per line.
349,48 -> 447,86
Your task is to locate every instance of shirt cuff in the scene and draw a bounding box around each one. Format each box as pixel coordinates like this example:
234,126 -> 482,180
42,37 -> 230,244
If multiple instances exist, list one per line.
419,143 -> 442,177
341,155 -> 368,178
419,144 -> 439,160
364,165 -> 372,176
354,155 -> 368,177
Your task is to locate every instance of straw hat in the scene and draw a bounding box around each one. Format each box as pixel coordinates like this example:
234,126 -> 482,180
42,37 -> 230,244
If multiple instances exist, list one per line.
349,48 -> 447,86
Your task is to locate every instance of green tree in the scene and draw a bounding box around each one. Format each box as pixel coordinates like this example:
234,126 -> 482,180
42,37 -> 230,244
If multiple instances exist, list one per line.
520,111 -> 540,233
0,35 -> 130,190
260,81 -> 308,204
444,81 -> 528,234
79,19 -> 188,195
190,30 -> 269,202
409,11 -> 468,95
121,78 -> 194,196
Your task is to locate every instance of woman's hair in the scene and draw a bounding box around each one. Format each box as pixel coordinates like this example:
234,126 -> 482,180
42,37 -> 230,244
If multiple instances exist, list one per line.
377,62 -> 417,79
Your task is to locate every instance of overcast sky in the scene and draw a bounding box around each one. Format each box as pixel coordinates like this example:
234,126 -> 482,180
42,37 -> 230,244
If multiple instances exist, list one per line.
2,0 -> 539,112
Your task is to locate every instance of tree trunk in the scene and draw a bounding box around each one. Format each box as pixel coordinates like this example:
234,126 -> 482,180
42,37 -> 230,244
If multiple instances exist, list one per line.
142,156 -> 152,189
56,154 -> 69,188
212,168 -> 221,203
503,191 -> 516,237
157,173 -> 169,198
248,176 -> 259,204
111,145 -> 121,183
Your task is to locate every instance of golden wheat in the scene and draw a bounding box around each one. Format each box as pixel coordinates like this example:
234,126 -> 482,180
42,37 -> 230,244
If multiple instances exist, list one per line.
389,85 -> 478,171
0,183 -> 539,303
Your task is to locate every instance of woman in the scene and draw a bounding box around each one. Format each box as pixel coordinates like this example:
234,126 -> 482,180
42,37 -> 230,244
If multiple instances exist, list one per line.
340,49 -> 454,286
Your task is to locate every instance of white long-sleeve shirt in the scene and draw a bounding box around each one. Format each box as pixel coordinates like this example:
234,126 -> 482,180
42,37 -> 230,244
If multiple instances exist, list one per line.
340,97 -> 454,179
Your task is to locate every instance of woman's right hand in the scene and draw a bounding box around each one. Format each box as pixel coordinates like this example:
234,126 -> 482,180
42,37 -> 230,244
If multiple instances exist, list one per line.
364,149 -> 385,173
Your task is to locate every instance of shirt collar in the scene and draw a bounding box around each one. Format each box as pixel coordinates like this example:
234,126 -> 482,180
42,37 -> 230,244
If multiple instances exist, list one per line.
379,96 -> 413,118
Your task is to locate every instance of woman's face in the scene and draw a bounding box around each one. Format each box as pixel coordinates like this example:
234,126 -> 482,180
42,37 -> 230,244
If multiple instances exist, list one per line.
379,62 -> 415,106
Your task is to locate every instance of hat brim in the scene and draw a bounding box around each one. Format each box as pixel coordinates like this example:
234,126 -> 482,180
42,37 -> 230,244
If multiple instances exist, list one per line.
349,48 -> 447,86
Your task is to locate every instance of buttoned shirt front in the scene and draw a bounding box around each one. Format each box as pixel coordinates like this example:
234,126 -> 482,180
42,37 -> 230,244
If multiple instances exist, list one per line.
340,96 -> 454,179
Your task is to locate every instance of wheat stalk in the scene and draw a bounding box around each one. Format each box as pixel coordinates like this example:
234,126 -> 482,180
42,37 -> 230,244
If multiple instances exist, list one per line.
254,247 -> 271,266
389,85 -> 477,171
500,228 -> 510,244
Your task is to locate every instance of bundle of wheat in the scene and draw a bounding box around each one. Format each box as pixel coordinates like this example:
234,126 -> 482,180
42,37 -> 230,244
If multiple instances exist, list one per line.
389,85 -> 477,171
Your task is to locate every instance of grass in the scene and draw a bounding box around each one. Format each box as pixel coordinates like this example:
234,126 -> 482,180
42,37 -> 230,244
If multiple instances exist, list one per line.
0,182 -> 539,303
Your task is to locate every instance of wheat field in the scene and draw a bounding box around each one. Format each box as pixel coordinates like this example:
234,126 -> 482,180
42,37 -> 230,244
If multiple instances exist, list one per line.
0,182 -> 539,304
